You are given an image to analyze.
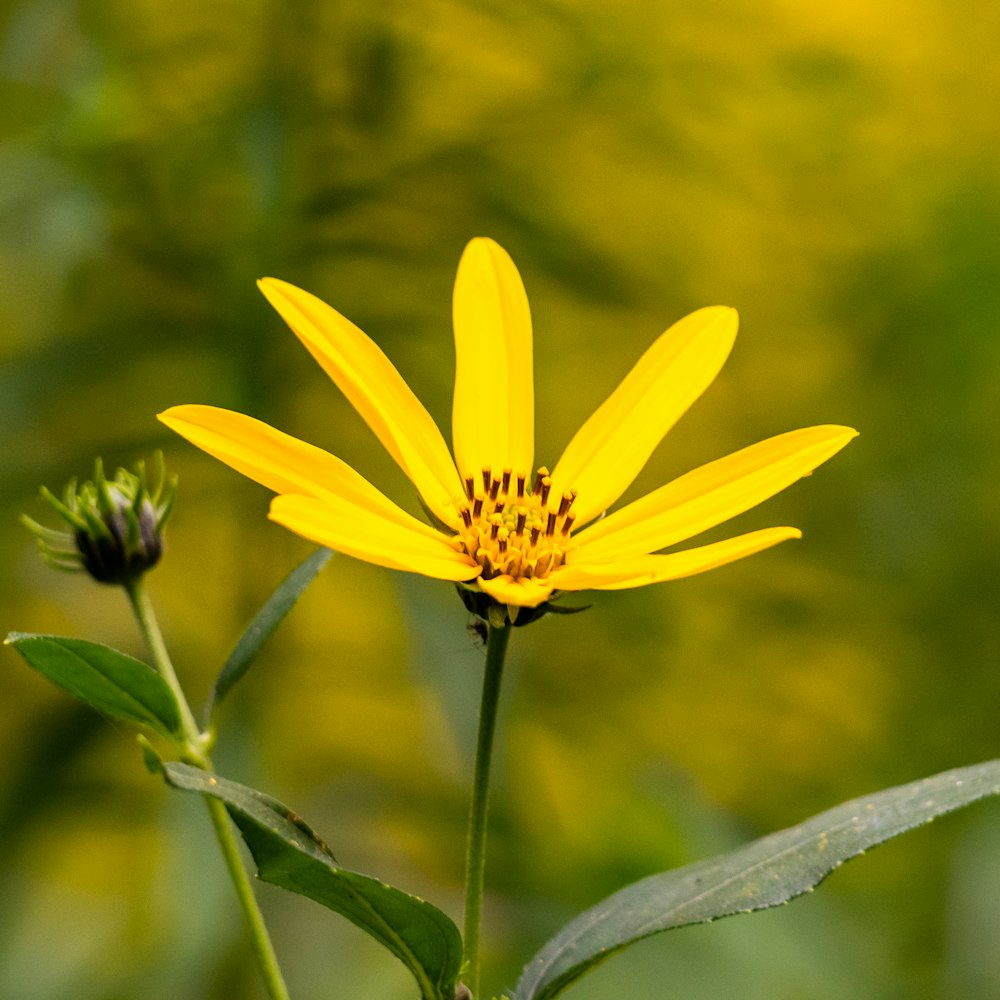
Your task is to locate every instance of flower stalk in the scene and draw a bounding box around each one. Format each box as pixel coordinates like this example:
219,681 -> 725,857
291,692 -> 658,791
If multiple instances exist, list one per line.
124,576 -> 291,1000
462,621 -> 512,998
124,578 -> 205,760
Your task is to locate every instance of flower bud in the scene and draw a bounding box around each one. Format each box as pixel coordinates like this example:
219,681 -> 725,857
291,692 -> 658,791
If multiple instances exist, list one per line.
23,454 -> 177,585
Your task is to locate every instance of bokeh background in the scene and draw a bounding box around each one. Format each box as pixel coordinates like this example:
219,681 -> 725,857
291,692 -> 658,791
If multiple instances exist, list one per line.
3,0 -> 1000,997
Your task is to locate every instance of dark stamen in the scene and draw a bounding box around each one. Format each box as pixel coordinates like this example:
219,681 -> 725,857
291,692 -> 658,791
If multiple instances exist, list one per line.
532,467 -> 549,496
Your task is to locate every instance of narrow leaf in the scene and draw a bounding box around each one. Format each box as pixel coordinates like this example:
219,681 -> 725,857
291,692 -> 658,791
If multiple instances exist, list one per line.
5,632 -> 182,739
206,547 -> 332,719
516,759 -> 1000,1000
161,762 -> 462,1000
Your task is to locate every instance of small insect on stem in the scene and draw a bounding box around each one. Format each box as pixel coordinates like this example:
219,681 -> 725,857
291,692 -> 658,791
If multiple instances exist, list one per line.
467,618 -> 488,648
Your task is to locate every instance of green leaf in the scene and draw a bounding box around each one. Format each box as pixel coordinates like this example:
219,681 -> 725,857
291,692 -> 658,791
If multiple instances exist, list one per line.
205,547 -> 332,720
5,632 -> 182,739
515,759 -> 1000,1000
161,762 -> 463,1000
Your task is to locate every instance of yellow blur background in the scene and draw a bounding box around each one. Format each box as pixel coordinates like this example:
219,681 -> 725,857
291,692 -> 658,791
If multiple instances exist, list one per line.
3,0 -> 1000,997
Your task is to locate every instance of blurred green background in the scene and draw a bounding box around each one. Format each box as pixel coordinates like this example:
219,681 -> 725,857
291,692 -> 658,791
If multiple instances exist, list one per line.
3,0 -> 1000,997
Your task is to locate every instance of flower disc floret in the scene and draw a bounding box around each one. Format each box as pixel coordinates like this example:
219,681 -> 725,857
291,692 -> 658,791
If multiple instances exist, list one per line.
456,466 -> 576,583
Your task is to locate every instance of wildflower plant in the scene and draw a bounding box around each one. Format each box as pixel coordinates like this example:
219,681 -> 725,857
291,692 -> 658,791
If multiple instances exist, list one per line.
8,239 -> 1000,1000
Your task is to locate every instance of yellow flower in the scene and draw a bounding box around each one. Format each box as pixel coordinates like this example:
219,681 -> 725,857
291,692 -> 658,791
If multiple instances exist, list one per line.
159,238 -> 855,618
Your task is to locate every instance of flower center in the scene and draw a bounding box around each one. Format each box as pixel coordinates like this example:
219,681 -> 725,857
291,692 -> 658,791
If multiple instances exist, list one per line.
455,466 -> 577,581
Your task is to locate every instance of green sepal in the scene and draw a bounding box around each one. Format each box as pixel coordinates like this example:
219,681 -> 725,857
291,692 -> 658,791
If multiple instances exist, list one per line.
515,758 -> 1000,1000
5,632 -> 183,740
455,584 -> 588,629
160,762 -> 463,1000
204,547 -> 332,723
538,601 -> 591,616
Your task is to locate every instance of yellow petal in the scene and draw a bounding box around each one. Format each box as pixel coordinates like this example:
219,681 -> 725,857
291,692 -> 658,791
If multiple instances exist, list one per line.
550,527 -> 801,591
452,238 -> 534,479
570,425 -> 857,564
158,405 -> 444,538
258,278 -> 464,525
477,574 -> 554,608
550,306 -> 738,527
270,495 -> 480,582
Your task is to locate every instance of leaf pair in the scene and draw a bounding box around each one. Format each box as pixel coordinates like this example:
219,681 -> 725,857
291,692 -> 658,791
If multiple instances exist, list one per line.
5,547 -> 333,742
162,755 -> 1000,1000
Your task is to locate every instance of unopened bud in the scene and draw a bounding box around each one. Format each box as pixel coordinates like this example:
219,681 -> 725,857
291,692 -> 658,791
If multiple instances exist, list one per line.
23,454 -> 177,585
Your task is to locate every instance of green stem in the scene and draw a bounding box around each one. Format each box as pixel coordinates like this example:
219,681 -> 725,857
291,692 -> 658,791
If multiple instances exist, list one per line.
124,577 -> 291,1000
124,579 -> 204,759
203,794 -> 291,1000
462,622 -> 512,999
